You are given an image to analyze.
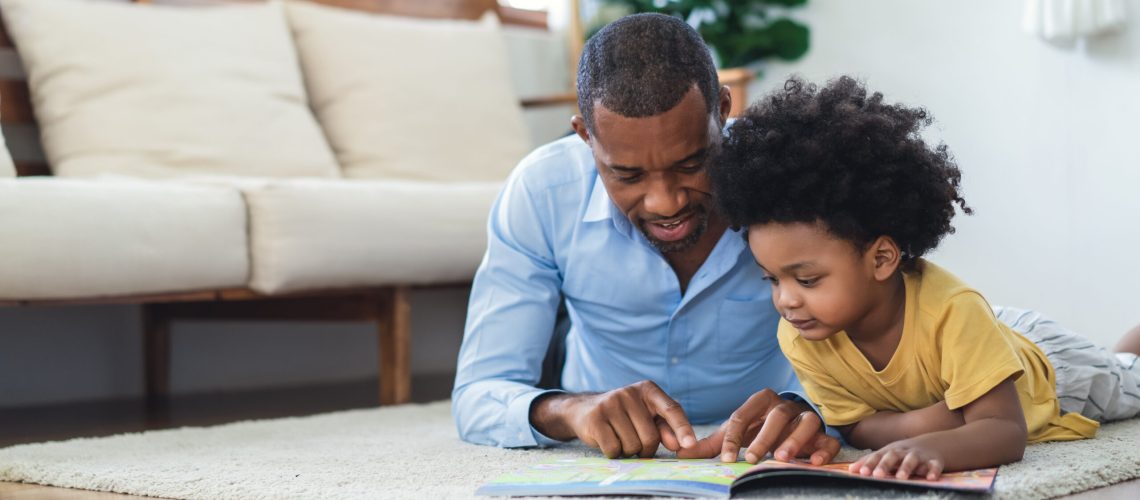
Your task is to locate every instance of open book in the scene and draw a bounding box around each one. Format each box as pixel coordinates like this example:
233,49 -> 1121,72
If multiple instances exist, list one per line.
477,457 -> 997,498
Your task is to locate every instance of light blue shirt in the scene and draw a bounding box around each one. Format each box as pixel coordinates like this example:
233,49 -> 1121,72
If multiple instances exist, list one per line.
452,135 -> 805,448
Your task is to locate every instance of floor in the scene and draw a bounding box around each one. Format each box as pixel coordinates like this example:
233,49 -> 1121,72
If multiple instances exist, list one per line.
0,375 -> 1137,499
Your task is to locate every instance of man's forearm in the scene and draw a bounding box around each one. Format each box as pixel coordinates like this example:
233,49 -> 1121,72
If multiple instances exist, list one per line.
846,402 -> 965,449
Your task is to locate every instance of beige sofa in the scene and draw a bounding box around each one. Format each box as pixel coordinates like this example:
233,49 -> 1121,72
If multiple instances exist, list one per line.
0,0 -> 574,404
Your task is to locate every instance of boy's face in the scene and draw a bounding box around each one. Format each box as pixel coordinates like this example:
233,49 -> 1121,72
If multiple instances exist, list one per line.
747,221 -> 878,341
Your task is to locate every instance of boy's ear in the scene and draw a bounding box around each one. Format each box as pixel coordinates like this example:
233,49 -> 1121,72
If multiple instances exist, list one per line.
868,236 -> 901,281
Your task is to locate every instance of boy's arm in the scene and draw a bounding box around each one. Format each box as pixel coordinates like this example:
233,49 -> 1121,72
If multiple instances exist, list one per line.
840,400 -> 965,449
850,377 -> 1027,479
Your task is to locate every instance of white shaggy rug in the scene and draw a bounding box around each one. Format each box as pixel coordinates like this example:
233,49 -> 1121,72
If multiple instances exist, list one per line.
0,400 -> 1138,499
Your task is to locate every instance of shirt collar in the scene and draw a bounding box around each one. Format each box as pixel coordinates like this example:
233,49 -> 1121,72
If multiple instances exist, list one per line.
582,175 -> 611,222
583,173 -> 636,239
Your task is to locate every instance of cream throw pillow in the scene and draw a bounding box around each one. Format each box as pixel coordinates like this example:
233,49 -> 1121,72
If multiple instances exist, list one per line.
285,1 -> 531,182
0,0 -> 339,178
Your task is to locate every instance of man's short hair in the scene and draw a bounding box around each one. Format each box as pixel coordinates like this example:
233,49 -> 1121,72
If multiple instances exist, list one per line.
577,13 -> 720,133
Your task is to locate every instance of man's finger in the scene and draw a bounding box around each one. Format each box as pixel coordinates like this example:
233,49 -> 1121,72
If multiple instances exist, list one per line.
676,427 -> 724,459
623,394 -> 662,458
592,420 -> 622,459
640,382 -> 696,448
608,407 -> 643,457
656,417 -> 680,452
809,433 -> 840,465
744,402 -> 796,462
773,411 -> 820,461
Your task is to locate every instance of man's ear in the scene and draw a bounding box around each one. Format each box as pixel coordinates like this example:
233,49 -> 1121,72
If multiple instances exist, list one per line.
867,236 -> 901,281
570,115 -> 591,144
718,85 -> 732,125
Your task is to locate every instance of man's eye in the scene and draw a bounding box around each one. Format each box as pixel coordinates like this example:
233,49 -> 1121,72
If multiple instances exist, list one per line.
617,174 -> 642,183
678,164 -> 704,174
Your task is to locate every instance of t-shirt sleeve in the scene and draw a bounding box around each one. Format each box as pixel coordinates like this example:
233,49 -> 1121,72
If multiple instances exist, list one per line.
938,292 -> 1026,410
777,323 -> 876,427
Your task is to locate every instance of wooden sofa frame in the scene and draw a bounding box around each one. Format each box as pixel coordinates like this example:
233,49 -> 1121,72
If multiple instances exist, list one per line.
0,0 -> 578,408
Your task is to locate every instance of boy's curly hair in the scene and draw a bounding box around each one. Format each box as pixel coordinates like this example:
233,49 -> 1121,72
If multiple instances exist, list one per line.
712,76 -> 971,269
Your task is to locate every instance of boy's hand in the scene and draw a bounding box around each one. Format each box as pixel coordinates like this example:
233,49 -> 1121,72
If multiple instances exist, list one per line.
849,438 -> 945,480
676,389 -> 840,465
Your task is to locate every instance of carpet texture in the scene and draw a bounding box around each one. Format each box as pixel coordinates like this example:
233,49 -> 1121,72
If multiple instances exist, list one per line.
0,401 -> 1137,499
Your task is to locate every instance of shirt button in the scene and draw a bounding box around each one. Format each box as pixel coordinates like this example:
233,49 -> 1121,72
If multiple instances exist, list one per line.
671,357 -> 680,364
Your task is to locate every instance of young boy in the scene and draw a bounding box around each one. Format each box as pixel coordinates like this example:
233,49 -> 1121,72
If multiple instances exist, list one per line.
710,76 -> 1140,480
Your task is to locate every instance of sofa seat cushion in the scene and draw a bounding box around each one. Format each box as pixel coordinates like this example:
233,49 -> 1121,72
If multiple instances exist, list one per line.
240,179 -> 501,294
284,1 -> 530,182
0,0 -> 340,179
0,178 -> 248,300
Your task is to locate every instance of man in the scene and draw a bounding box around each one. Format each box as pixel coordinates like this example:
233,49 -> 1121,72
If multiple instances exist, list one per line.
453,13 -> 839,465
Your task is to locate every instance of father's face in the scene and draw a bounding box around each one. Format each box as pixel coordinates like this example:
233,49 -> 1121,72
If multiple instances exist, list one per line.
572,86 -> 730,254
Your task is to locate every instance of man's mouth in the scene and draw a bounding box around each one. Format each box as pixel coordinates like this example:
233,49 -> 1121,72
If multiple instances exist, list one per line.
644,213 -> 695,242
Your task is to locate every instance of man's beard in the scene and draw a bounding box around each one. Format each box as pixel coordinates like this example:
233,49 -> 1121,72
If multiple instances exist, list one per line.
638,205 -> 710,255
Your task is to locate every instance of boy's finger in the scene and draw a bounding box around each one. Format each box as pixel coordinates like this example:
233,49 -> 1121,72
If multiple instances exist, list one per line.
925,460 -> 944,481
873,450 -> 902,478
897,453 -> 921,480
858,453 -> 882,475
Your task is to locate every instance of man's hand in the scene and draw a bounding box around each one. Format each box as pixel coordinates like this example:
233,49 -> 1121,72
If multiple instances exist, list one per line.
849,438 -> 945,480
676,389 -> 840,465
530,380 -> 698,458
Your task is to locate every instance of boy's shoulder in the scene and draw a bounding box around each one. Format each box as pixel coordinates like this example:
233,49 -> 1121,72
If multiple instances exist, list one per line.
909,259 -> 990,315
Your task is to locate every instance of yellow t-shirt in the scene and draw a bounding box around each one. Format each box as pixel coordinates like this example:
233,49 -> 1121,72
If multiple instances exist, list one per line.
777,259 -> 1098,443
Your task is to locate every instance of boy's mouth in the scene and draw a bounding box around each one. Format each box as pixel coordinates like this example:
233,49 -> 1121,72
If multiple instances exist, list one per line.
786,318 -> 817,330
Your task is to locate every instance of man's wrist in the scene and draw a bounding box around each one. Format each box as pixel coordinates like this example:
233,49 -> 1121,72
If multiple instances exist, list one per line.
529,392 -> 579,442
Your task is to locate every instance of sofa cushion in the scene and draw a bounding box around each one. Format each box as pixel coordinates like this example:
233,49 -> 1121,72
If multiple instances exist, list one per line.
0,0 -> 339,179
0,178 -> 248,300
285,1 -> 530,182
241,179 -> 500,294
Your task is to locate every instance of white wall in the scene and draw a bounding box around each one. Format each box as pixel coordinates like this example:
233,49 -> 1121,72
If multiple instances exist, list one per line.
750,0 -> 1140,348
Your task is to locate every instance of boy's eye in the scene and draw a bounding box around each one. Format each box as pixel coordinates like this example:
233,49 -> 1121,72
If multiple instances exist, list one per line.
761,275 -> 778,284
796,277 -> 819,287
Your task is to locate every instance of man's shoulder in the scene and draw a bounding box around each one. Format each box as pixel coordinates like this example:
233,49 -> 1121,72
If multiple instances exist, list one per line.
510,134 -> 596,193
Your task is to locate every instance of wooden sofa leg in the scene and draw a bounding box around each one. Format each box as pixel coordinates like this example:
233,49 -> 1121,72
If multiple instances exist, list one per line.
142,304 -> 172,407
377,286 -> 411,405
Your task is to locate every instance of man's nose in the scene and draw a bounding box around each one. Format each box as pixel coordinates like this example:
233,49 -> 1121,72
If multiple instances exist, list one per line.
642,176 -> 687,217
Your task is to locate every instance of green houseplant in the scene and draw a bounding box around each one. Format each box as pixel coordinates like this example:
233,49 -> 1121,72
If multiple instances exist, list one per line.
592,0 -> 810,69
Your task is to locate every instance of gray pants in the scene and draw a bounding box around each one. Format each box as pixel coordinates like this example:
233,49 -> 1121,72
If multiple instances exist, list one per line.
994,306 -> 1140,422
